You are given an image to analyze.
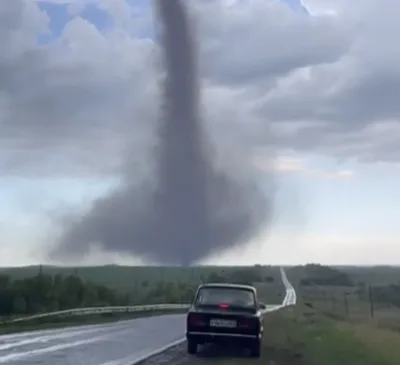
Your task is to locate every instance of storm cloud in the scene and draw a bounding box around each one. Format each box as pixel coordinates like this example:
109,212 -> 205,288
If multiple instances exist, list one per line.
3,0 -> 400,175
48,0 -> 272,265
2,0 -> 400,265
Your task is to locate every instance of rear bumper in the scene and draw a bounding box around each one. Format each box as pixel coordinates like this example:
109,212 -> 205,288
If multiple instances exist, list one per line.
187,331 -> 261,345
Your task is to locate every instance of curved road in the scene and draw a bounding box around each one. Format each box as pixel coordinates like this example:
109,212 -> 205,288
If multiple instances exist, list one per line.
0,306 -> 290,365
0,314 -> 185,365
0,268 -> 295,365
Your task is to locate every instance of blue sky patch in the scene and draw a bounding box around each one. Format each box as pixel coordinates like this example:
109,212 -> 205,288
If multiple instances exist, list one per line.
37,2 -> 70,43
38,2 -> 115,44
37,0 -> 307,44
281,0 -> 309,15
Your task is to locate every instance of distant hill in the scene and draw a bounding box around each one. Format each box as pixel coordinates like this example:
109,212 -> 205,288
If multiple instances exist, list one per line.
0,264 -> 280,295
288,264 -> 400,287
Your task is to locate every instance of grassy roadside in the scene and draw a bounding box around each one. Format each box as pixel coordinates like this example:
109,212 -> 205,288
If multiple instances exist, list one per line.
267,307 -> 400,365
261,307 -> 399,365
0,309 -> 186,335
189,306 -> 400,365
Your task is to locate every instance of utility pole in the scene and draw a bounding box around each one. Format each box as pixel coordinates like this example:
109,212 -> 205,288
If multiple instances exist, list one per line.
368,284 -> 374,318
344,293 -> 349,317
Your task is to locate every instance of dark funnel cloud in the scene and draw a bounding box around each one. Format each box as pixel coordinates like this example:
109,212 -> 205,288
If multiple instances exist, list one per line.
49,0 -> 272,265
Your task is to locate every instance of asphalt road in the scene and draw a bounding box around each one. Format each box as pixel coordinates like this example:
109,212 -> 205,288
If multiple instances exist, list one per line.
0,314 -> 185,365
0,268 -> 295,365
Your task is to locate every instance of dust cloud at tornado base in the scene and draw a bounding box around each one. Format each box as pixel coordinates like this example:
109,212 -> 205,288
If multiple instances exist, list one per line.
48,0 -> 274,266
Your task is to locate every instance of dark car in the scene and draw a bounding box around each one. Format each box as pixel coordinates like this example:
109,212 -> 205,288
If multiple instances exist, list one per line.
186,283 -> 266,357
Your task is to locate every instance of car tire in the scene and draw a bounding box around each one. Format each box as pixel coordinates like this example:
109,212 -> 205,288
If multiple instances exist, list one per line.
187,338 -> 198,355
249,339 -> 261,358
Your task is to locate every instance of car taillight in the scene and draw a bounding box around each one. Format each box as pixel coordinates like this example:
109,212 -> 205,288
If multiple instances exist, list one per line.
238,318 -> 256,329
189,314 -> 206,326
219,304 -> 229,310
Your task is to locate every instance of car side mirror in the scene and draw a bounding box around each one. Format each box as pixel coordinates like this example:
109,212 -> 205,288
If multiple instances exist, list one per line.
258,302 -> 266,310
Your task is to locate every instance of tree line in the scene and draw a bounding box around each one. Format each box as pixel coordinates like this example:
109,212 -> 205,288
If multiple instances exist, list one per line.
298,264 -> 400,311
299,264 -> 354,287
0,272 -> 131,317
0,266 -> 273,317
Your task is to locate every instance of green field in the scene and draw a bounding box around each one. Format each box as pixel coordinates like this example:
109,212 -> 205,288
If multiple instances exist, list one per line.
2,263 -> 400,321
3,264 -> 399,285
286,265 -> 400,286
286,265 -> 400,325
1,264 -> 400,306
178,303 -> 400,365
2,262 -> 400,363
0,264 -> 285,334
177,264 -> 400,364
184,265 -> 400,365
1,264 -> 400,298
336,266 -> 400,285
262,306 -> 399,365
0,264 -> 282,298
0,264 -> 279,281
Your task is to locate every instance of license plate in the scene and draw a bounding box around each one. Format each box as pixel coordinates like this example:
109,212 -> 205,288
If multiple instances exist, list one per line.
209,319 -> 237,328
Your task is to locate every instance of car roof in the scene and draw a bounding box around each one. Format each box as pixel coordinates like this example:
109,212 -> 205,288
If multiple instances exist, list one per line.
197,283 -> 256,291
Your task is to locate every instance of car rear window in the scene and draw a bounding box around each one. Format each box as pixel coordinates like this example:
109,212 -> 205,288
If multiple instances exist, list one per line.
195,287 -> 256,307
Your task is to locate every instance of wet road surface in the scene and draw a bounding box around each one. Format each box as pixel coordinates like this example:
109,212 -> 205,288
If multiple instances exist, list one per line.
0,314 -> 185,365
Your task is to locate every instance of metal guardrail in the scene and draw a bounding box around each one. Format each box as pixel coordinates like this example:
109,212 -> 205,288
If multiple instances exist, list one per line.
7,304 -> 189,324
6,268 -> 296,324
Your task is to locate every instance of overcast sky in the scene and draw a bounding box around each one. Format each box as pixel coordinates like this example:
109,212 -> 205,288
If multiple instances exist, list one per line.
1,0 -> 400,266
